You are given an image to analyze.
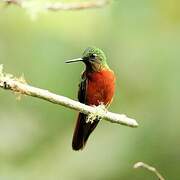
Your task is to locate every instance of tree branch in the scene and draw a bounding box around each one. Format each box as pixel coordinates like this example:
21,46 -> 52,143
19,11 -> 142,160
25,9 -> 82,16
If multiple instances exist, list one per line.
134,162 -> 165,180
0,65 -> 138,128
3,0 -> 110,11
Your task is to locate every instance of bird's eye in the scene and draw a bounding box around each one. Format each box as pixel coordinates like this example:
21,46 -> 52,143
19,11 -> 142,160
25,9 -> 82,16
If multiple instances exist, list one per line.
90,54 -> 97,60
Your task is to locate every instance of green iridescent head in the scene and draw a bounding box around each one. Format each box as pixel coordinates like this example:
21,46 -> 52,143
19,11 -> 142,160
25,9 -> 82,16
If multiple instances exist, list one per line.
66,47 -> 109,72
82,46 -> 107,64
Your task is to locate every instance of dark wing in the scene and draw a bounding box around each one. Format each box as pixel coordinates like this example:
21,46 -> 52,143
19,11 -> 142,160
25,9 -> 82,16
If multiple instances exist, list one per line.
78,72 -> 87,104
72,72 -> 100,150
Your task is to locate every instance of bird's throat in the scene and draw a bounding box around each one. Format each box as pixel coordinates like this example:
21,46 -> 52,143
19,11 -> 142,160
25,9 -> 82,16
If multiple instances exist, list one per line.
85,61 -> 109,72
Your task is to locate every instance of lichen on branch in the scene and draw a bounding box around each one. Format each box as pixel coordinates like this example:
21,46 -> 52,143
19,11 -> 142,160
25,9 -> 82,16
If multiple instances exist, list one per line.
0,65 -> 138,128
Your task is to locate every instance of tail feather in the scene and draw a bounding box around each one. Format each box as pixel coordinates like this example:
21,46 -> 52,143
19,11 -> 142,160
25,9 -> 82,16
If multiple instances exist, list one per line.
72,113 -> 99,151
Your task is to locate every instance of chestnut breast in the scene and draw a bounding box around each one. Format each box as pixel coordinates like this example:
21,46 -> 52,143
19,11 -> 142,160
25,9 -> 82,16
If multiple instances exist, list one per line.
86,69 -> 115,106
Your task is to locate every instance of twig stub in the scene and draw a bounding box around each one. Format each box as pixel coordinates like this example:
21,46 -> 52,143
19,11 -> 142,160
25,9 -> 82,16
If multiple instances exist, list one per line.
134,162 -> 165,180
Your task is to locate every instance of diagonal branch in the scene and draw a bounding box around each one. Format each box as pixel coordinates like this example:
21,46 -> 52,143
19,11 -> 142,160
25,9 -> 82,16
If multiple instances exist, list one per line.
3,0 -> 110,11
0,65 -> 138,128
134,162 -> 165,180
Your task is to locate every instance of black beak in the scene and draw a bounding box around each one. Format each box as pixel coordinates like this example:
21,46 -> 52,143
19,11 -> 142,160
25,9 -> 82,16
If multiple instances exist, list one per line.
65,58 -> 83,64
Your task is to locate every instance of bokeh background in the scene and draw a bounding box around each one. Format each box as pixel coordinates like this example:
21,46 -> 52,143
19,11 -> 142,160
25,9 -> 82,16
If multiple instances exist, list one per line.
0,0 -> 180,179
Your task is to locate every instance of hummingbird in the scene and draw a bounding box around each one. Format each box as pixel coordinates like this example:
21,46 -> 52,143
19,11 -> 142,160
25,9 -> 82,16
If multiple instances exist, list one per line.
66,47 -> 115,150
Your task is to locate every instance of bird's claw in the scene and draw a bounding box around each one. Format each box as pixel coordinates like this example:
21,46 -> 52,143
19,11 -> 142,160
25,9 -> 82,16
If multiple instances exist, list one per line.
86,104 -> 107,124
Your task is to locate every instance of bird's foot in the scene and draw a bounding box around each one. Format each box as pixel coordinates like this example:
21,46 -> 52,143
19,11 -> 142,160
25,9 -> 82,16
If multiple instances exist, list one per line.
86,104 -> 107,124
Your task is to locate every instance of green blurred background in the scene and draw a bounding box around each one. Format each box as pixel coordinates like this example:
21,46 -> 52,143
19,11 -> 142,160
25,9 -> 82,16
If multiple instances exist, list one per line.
0,0 -> 179,179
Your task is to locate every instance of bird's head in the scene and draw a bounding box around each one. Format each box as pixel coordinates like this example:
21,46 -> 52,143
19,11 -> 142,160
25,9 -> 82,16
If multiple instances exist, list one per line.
65,47 -> 109,72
